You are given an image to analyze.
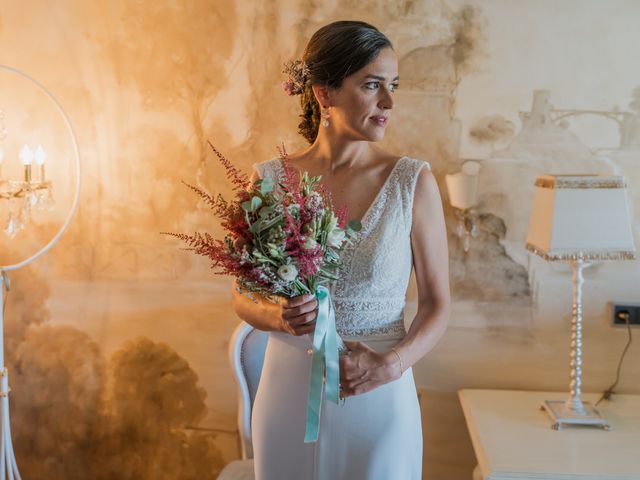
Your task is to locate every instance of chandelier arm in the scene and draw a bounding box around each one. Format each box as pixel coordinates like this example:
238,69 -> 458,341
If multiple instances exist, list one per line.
0,64 -> 81,272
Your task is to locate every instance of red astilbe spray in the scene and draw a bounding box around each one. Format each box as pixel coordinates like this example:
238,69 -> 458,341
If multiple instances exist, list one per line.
161,142 -> 255,278
281,199 -> 323,280
163,140 -> 361,299
277,143 -> 348,229
207,140 -> 250,192
179,181 -> 251,241
276,144 -> 328,280
322,184 -> 348,229
277,144 -> 303,206
162,232 -> 241,277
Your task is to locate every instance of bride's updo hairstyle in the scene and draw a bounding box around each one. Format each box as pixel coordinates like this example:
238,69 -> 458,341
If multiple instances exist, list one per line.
297,20 -> 393,144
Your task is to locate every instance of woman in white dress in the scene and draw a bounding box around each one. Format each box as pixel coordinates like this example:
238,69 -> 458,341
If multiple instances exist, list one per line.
231,20 -> 450,480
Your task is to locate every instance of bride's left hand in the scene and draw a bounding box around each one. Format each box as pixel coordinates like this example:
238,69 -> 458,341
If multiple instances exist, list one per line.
339,340 -> 402,398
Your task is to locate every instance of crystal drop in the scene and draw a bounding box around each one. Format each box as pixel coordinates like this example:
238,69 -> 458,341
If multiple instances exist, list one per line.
4,217 -> 16,237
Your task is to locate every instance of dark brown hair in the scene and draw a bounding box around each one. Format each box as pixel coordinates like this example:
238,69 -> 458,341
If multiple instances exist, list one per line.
297,21 -> 393,144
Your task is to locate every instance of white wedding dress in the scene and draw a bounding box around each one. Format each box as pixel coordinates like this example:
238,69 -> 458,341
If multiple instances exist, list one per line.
250,156 -> 430,480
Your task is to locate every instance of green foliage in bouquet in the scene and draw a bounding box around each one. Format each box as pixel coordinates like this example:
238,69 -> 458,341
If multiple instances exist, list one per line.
163,142 -> 361,302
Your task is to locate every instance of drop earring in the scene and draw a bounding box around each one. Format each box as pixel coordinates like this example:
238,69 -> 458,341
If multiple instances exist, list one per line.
321,105 -> 330,127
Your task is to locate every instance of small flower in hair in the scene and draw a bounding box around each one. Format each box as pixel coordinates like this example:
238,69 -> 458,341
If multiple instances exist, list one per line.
281,80 -> 296,96
281,59 -> 309,96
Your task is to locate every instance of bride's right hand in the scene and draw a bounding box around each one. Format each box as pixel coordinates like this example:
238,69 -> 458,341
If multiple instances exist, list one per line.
273,293 -> 318,336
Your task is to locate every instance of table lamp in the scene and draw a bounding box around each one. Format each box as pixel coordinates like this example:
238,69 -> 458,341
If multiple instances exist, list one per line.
526,174 -> 636,430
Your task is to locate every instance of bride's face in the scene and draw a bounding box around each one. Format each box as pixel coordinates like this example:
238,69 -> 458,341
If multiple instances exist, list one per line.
327,47 -> 399,142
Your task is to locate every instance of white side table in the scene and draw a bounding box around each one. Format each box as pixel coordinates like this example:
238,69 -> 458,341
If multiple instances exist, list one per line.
458,389 -> 640,480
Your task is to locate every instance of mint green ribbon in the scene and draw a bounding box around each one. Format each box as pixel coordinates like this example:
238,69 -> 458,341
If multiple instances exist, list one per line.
304,285 -> 341,443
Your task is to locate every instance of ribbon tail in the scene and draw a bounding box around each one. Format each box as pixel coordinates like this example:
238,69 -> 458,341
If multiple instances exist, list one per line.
304,336 -> 325,443
324,292 -> 340,404
303,285 -> 343,441
304,286 -> 329,443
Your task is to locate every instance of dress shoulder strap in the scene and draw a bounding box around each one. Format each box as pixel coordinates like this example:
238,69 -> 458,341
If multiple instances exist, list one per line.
398,157 -> 431,225
252,157 -> 283,180
404,157 -> 431,193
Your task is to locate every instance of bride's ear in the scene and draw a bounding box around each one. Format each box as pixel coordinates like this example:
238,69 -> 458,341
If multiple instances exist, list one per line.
312,84 -> 332,107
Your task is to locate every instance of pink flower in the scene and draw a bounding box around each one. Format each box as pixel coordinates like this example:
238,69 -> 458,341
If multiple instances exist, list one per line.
281,81 -> 295,96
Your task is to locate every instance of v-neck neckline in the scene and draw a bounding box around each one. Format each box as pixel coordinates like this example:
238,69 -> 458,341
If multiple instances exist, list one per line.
358,156 -> 407,227
276,155 -> 407,227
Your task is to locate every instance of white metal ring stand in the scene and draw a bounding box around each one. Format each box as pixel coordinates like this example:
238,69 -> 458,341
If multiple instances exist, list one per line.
0,64 -> 81,479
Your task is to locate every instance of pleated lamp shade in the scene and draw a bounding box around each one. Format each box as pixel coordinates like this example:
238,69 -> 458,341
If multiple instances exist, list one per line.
526,175 -> 636,261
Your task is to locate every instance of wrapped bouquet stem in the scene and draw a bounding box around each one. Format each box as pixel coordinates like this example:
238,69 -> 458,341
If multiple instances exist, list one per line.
162,141 -> 360,443
304,284 -> 345,442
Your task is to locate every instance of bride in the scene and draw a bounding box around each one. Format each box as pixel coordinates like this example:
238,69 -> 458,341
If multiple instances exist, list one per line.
231,20 -> 450,480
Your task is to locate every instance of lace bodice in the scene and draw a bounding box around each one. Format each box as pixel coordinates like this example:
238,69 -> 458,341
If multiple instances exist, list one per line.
252,156 -> 431,340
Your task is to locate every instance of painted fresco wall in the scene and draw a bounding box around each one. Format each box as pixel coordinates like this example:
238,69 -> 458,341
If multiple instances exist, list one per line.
0,1 -> 638,479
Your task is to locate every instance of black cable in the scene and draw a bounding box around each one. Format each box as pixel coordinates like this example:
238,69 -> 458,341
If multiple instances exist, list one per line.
595,312 -> 633,406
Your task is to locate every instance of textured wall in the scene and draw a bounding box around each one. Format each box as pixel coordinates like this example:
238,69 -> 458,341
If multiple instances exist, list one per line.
0,1 -> 638,479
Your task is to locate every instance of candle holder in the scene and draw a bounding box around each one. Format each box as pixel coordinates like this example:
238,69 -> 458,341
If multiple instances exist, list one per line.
0,144 -> 55,238
445,160 -> 482,253
454,207 -> 479,253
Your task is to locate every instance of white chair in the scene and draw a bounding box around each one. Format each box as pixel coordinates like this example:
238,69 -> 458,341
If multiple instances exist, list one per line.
217,322 -> 269,480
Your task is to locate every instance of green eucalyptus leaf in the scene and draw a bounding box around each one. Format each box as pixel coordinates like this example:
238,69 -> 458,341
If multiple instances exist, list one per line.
259,205 -> 276,218
250,217 -> 272,233
259,215 -> 284,231
260,177 -> 274,195
250,196 -> 263,212
347,219 -> 362,232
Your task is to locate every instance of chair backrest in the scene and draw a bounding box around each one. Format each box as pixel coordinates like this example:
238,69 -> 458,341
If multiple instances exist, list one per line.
228,322 -> 269,460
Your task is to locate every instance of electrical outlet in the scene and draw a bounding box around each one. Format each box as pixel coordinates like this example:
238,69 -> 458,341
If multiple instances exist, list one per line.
612,303 -> 640,327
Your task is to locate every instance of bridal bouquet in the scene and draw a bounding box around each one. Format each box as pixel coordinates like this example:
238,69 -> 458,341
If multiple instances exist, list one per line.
163,141 -> 360,442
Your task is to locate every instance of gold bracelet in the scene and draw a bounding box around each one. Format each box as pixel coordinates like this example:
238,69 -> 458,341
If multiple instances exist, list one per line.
390,347 -> 404,374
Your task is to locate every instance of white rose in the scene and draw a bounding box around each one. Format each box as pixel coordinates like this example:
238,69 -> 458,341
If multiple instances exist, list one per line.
277,264 -> 298,282
327,229 -> 346,248
304,237 -> 318,250
287,204 -> 300,216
